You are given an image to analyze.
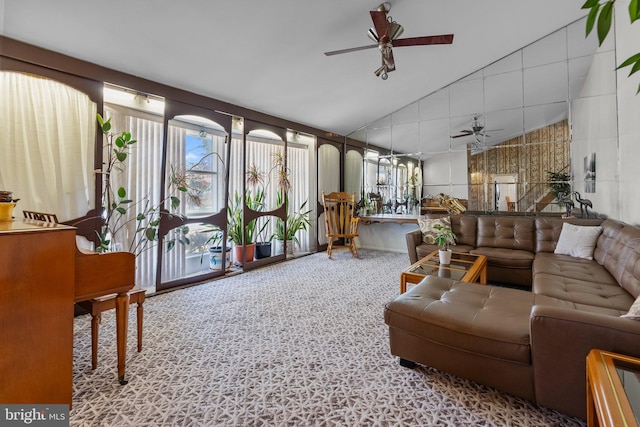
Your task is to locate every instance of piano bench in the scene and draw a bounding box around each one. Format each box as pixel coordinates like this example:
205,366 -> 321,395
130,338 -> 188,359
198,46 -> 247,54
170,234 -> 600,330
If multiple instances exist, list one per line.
77,287 -> 146,370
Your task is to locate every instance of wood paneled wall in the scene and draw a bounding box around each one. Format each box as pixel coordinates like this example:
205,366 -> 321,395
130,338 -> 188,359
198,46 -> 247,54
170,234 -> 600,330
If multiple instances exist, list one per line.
467,120 -> 570,211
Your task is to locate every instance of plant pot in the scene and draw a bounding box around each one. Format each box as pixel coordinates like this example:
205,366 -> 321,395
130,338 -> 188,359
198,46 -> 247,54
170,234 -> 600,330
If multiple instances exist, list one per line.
255,242 -> 272,259
209,246 -> 231,271
274,239 -> 294,255
234,243 -> 255,263
439,249 -> 452,265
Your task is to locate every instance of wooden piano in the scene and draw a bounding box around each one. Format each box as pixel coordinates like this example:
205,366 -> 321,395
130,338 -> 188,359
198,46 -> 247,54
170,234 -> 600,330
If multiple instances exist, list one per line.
23,210 -> 137,384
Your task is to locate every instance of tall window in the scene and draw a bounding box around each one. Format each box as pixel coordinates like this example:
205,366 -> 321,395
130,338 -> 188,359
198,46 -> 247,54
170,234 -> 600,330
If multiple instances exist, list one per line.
161,117 -> 228,284
229,132 -> 314,253
103,97 -> 165,290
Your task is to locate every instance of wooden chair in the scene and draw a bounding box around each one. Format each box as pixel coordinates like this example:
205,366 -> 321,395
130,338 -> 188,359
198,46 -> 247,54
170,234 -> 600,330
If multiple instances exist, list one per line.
23,210 -> 142,384
505,196 -> 516,212
322,192 -> 360,258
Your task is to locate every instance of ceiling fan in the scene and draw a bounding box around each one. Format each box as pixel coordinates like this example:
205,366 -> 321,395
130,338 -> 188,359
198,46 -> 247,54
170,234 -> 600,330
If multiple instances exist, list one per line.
324,2 -> 454,80
451,115 -> 501,142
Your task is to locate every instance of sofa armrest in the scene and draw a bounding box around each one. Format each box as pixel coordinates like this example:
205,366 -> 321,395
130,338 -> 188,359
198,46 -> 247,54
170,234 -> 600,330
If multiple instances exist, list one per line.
530,305 -> 640,419
406,229 -> 423,264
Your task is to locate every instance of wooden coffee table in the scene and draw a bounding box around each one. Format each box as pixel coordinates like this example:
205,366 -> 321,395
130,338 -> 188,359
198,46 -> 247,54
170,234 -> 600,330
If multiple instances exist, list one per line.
400,250 -> 488,293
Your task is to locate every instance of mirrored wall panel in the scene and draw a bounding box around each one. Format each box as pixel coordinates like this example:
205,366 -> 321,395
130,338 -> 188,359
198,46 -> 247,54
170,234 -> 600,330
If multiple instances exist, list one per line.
349,17 -> 618,218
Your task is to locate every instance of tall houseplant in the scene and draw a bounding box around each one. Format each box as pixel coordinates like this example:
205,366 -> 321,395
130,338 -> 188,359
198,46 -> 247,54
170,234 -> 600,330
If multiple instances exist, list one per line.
227,188 -> 264,263
94,113 -> 191,255
546,170 -> 571,207
271,190 -> 312,255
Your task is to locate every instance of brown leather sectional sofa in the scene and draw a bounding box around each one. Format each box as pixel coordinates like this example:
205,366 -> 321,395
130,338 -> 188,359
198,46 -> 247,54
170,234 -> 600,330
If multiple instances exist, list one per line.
387,215 -> 640,419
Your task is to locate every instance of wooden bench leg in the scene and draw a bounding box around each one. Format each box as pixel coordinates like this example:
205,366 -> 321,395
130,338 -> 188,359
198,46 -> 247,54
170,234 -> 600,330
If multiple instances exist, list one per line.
115,292 -> 129,385
90,313 -> 100,370
136,300 -> 143,353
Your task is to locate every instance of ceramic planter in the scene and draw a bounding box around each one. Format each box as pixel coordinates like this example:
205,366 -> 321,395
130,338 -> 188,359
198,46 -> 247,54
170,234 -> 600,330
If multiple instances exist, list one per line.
234,243 -> 255,263
209,246 -> 231,271
438,249 -> 452,265
255,242 -> 272,259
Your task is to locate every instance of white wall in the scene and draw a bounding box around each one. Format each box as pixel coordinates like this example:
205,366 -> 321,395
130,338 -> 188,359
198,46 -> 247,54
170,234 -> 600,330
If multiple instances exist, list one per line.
0,0 -> 5,35
615,1 -> 640,226
423,150 -> 469,199
570,36 -> 619,220
571,2 -> 640,226
357,222 -> 419,254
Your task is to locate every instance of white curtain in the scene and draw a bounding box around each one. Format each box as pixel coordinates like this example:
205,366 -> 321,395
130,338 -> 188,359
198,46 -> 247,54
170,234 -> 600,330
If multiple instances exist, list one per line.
345,149 -> 363,200
0,71 -> 95,220
317,144 -> 340,245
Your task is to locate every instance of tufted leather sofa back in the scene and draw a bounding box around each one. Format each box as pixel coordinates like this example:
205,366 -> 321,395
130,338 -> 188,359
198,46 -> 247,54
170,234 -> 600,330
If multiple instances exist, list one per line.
594,219 -> 640,298
476,216 -> 535,251
534,217 -> 604,253
450,215 -> 477,247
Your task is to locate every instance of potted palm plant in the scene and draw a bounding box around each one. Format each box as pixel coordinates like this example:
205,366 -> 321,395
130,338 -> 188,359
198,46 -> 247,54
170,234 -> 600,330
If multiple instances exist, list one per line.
227,189 -> 263,263
271,190 -> 311,255
433,223 -> 457,265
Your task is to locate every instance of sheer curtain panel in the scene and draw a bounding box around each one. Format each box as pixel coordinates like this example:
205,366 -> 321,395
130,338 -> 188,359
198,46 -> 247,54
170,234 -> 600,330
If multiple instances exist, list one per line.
0,72 -> 96,220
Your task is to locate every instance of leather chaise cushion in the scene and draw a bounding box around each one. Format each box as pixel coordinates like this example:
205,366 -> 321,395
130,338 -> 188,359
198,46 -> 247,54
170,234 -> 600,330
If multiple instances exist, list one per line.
385,276 -> 533,364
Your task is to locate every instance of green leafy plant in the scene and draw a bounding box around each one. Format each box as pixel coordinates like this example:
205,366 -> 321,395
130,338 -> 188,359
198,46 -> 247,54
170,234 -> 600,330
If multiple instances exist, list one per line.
226,188 -> 265,246
95,113 -> 192,255
546,171 -> 571,206
271,190 -> 312,247
583,0 -> 640,93
433,223 -> 457,251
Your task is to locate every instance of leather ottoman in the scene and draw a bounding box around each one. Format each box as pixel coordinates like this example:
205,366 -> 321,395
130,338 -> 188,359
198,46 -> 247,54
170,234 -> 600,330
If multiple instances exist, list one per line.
384,275 -> 536,401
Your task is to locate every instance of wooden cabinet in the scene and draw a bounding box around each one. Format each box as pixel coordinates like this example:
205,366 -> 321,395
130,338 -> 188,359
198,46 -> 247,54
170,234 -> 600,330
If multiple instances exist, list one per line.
0,221 -> 75,405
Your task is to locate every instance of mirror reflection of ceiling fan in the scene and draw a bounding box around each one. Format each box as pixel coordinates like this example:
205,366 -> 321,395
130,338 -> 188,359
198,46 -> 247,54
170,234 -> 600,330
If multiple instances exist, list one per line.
451,115 -> 503,145
324,2 -> 454,80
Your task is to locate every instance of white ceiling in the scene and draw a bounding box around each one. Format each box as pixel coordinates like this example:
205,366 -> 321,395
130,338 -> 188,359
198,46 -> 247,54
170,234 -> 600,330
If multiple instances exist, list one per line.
1,0 -> 587,138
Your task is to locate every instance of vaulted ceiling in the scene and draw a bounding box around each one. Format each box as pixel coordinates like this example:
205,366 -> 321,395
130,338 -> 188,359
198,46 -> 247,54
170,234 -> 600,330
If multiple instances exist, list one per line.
1,0 -> 586,138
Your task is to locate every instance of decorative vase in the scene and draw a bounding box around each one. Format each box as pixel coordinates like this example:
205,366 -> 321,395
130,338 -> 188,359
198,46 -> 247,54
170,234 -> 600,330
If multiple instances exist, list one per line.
439,249 -> 452,265
254,242 -> 272,259
234,243 -> 255,263
209,246 -> 232,271
0,202 -> 17,222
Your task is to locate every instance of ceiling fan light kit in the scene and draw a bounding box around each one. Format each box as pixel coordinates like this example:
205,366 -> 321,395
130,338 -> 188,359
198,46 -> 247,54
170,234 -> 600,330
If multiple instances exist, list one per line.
324,3 -> 453,80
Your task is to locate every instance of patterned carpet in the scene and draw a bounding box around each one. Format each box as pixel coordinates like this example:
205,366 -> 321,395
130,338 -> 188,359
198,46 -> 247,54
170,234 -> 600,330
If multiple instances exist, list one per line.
70,249 -> 585,427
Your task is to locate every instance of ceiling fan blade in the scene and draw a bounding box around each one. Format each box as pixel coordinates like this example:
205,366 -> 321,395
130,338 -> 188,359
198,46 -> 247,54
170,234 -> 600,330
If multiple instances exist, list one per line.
324,44 -> 378,56
393,34 -> 454,47
451,130 -> 473,138
370,10 -> 389,42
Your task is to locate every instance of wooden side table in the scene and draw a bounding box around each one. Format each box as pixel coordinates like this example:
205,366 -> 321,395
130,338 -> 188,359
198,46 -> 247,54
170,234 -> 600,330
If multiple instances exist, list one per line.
586,349 -> 640,427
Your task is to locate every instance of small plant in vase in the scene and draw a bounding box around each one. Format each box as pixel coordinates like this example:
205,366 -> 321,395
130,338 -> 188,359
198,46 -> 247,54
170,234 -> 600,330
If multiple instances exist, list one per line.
433,223 -> 457,265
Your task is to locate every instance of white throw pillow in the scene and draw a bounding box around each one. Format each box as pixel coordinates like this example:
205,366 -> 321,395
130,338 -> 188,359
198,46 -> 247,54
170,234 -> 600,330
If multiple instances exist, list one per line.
621,295 -> 640,320
417,216 -> 451,245
554,222 -> 603,260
